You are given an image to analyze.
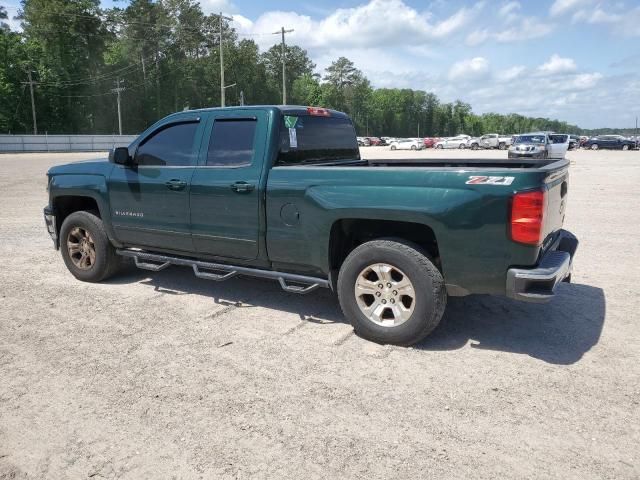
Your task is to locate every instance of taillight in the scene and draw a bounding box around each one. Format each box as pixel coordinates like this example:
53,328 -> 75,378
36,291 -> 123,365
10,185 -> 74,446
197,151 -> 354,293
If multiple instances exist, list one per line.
511,190 -> 546,245
307,106 -> 331,117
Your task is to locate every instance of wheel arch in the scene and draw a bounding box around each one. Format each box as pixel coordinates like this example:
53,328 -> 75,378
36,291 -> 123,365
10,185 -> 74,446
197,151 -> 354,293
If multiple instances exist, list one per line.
328,218 -> 441,289
52,194 -> 119,249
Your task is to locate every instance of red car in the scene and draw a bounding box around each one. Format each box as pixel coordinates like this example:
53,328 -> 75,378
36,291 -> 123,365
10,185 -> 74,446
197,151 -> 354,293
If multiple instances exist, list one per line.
367,137 -> 385,146
423,137 -> 437,148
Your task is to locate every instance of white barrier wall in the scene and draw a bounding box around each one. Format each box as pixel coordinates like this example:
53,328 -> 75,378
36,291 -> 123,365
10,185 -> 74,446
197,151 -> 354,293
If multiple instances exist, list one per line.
0,135 -> 138,153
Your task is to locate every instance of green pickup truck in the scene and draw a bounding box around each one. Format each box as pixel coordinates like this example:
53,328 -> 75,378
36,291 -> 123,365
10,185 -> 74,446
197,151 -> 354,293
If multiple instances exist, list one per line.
44,106 -> 578,345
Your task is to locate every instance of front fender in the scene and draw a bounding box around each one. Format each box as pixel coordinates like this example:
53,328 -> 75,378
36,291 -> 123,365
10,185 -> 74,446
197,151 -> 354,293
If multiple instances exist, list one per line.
49,174 -> 120,246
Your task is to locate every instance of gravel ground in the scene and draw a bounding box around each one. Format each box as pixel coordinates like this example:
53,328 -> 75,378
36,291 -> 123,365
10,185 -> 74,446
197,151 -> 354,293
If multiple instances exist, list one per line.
0,148 -> 639,479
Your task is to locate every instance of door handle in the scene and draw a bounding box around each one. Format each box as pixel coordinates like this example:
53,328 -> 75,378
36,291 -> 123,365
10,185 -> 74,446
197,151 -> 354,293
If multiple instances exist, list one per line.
230,181 -> 255,193
165,179 -> 187,191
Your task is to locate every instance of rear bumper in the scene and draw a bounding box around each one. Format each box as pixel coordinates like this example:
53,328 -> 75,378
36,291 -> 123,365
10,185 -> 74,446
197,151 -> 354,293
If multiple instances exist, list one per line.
43,206 -> 58,249
506,229 -> 578,303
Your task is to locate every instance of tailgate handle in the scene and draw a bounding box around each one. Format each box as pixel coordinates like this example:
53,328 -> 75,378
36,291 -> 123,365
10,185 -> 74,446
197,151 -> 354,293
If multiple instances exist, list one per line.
561,181 -> 568,198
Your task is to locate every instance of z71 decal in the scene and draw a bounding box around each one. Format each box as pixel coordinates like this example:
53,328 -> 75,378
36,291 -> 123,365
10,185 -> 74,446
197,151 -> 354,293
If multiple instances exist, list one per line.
466,176 -> 515,185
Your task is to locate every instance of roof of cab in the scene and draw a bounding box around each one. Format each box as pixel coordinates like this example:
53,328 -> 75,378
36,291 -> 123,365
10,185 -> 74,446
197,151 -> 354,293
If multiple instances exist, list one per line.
168,105 -> 351,119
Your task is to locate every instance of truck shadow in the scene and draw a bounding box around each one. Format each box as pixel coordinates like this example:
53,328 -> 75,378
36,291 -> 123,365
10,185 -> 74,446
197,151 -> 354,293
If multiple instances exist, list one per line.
417,283 -> 606,365
108,267 -> 604,365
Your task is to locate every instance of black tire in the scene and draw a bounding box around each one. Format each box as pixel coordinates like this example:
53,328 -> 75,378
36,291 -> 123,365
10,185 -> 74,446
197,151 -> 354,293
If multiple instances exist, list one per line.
471,143 -> 478,150
498,142 -> 506,150
410,145 -> 417,150
459,143 -> 465,149
591,144 -> 599,150
59,210 -> 121,282
436,144 -> 443,149
337,239 -> 447,346
622,144 -> 629,151
390,145 -> 396,150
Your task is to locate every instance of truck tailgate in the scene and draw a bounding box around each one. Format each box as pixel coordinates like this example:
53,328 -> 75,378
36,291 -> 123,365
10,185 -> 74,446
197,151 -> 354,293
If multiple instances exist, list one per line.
542,163 -> 569,250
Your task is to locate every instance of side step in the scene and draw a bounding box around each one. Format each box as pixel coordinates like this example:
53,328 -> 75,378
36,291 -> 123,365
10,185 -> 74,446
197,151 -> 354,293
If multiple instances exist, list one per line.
117,249 -> 329,294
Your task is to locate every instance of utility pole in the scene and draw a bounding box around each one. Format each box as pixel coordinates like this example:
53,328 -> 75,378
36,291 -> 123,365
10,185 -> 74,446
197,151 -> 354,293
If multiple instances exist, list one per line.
272,26 -> 294,105
417,121 -> 420,138
111,79 -> 125,135
22,71 -> 38,134
219,11 -> 233,107
240,90 -> 245,106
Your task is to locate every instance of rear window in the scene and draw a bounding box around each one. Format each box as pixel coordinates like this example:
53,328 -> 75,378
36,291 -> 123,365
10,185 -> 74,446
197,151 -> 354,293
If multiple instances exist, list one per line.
276,114 -> 359,166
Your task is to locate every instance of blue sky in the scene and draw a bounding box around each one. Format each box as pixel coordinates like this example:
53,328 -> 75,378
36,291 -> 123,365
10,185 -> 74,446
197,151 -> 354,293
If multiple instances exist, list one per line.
6,0 -> 640,128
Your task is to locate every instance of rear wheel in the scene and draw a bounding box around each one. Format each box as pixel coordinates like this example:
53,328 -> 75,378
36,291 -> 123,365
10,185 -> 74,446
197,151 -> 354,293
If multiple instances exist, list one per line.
471,143 -> 478,150
410,145 -> 417,150
459,143 -> 465,149
390,145 -> 396,150
337,239 -> 446,346
622,144 -> 629,151
436,144 -> 443,149
60,210 -> 121,282
591,144 -> 599,150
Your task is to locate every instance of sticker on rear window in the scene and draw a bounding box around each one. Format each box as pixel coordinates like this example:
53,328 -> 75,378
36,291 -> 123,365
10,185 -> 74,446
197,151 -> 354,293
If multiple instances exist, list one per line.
288,128 -> 298,148
284,115 -> 298,128
466,176 -> 515,185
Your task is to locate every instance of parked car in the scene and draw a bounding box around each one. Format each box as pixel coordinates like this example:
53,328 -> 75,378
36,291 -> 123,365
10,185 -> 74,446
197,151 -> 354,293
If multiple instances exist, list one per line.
583,135 -> 636,150
44,105 -> 578,346
423,137 -> 437,148
467,134 -> 512,150
368,137 -> 385,146
508,132 -> 569,159
435,135 -> 470,149
568,135 -> 580,150
390,139 -> 423,150
357,137 -> 370,146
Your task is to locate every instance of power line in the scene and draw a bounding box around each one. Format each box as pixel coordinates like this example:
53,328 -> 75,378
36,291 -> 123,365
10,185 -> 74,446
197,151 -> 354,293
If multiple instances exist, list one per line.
4,7 -> 279,38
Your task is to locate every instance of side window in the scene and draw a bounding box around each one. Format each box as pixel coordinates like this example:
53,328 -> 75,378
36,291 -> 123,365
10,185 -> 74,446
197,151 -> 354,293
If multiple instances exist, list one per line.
136,122 -> 198,166
206,118 -> 257,167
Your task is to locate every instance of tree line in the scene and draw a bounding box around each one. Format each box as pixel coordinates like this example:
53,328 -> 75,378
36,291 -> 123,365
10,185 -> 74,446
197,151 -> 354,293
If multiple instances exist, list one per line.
0,0 -> 604,137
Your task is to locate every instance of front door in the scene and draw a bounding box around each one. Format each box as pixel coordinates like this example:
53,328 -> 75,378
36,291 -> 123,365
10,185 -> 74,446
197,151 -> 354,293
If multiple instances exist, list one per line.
189,110 -> 268,260
108,117 -> 203,252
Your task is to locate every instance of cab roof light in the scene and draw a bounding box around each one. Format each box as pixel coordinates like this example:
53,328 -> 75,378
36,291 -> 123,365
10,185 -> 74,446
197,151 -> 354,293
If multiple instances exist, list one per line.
307,107 -> 331,117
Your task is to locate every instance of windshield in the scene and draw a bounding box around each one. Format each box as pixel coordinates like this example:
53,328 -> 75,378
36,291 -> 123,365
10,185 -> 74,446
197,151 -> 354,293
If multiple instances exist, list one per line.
277,114 -> 360,165
514,134 -> 546,144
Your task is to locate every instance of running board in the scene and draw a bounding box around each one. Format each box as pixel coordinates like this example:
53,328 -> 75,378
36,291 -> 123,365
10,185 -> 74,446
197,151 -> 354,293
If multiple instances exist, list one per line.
117,249 -> 328,294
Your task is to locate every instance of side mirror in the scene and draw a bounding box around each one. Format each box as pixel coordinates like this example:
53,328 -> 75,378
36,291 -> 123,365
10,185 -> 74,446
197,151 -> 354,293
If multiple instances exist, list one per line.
110,147 -> 132,166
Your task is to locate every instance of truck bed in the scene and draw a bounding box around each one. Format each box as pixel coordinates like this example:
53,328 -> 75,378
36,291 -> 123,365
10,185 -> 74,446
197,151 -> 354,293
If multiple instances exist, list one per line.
361,158 -> 568,170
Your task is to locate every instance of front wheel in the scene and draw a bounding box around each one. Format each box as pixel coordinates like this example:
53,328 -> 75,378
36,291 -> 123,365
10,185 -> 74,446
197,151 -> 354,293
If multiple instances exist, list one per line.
459,143 -> 465,149
410,145 -> 417,150
591,144 -> 599,150
498,142 -> 506,150
622,144 -> 629,151
436,144 -> 443,149
60,210 -> 121,282
390,145 -> 396,150
337,239 -> 447,346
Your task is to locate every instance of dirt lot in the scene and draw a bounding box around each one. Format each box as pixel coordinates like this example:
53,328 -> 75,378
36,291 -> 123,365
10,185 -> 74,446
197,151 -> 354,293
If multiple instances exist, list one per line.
0,148 -> 639,479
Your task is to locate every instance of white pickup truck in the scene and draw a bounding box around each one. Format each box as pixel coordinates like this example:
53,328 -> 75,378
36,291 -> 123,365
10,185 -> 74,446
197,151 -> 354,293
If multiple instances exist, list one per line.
467,134 -> 513,150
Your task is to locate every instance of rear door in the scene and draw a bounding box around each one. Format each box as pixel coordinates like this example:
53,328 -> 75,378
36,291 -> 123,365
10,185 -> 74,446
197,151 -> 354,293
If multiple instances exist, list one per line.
189,110 -> 268,260
108,116 -> 203,251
